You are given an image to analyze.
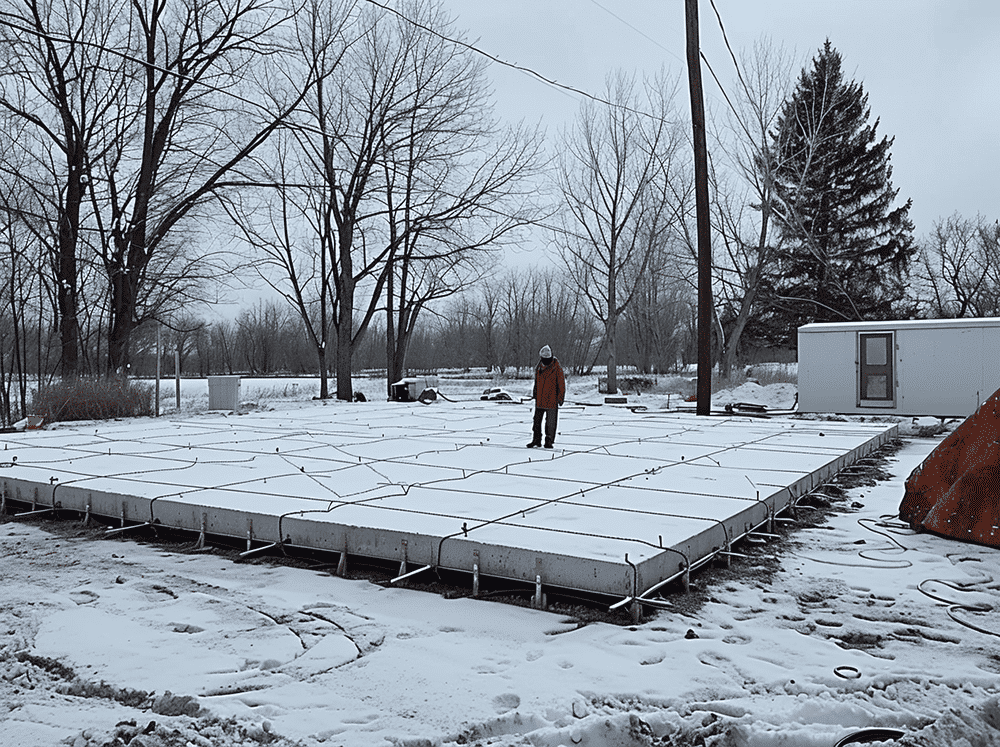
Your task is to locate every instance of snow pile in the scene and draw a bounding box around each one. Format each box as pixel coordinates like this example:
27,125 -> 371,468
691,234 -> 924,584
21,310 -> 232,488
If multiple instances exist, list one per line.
711,381 -> 798,410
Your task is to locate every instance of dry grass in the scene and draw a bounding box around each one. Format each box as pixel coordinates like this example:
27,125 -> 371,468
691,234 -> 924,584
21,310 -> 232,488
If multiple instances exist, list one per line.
716,362 -> 798,390
33,378 -> 154,422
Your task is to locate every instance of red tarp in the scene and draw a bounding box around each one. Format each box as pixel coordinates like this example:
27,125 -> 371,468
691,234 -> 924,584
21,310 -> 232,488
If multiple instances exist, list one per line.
900,387 -> 1000,547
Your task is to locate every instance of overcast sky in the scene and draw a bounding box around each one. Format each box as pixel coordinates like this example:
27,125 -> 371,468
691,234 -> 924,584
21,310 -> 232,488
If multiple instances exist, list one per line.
437,0 -> 1000,245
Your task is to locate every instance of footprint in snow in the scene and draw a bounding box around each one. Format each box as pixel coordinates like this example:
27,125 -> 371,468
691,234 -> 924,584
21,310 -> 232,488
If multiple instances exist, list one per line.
492,693 -> 521,713
171,623 -> 205,634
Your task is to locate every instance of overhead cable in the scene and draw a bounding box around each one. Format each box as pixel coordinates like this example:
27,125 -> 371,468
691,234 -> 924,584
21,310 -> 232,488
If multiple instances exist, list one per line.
360,0 -> 679,127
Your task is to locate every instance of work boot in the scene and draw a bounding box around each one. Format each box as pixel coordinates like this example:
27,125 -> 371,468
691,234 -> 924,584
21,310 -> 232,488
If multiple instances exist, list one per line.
527,441 -> 541,448
543,442 -> 554,449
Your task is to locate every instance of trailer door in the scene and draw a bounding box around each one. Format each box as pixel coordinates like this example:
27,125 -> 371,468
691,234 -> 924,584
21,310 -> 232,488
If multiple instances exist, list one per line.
858,331 -> 895,407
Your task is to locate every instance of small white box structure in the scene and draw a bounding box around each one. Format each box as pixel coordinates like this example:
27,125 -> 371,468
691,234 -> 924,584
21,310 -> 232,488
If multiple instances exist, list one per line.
798,318 -> 1000,417
390,376 -> 439,402
207,375 -> 241,410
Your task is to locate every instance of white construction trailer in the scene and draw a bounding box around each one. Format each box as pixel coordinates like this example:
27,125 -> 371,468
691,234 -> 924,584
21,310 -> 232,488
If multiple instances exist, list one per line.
798,318 -> 1000,417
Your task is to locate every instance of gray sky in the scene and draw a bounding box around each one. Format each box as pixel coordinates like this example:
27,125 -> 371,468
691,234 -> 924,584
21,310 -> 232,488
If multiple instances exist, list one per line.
438,0 -> 1000,244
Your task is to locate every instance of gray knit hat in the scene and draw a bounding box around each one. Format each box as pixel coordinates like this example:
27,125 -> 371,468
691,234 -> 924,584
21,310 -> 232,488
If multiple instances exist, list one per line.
539,345 -> 552,358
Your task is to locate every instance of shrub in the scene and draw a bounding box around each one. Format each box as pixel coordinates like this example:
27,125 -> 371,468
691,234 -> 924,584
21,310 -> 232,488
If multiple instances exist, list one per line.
32,378 -> 155,422
598,375 -> 657,394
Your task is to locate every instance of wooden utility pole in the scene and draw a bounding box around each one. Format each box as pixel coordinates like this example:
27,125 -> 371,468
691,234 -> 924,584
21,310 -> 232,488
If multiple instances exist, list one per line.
685,0 -> 714,416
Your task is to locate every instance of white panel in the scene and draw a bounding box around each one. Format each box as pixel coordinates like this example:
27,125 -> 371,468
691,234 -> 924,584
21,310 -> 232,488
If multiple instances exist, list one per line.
983,328 -> 1000,402
797,329 -> 855,413
898,327 -> 982,416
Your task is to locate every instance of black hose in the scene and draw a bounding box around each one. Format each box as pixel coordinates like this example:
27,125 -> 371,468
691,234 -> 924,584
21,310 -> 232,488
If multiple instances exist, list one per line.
834,727 -> 905,746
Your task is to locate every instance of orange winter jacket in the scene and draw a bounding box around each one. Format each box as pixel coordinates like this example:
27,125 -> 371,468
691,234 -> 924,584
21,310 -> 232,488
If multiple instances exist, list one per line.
532,358 -> 565,409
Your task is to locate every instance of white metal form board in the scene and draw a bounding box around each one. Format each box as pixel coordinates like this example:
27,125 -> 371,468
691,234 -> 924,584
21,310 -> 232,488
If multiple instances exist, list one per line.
0,402 -> 895,601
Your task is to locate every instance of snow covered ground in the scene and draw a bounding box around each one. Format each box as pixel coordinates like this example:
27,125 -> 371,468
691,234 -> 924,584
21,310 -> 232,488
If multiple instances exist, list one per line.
2,376 -> 998,747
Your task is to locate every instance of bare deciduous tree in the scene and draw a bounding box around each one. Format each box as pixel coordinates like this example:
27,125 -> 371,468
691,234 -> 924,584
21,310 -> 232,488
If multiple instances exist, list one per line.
237,0 -> 539,399
0,0 -> 309,377
708,38 -> 795,376
92,0 -> 306,375
375,0 -> 542,394
915,213 -> 1000,318
621,267 -> 690,375
0,0 -> 129,376
555,72 -> 684,394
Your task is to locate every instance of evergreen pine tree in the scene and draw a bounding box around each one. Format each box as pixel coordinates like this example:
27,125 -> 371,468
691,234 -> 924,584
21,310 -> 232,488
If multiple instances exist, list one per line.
764,40 -> 915,346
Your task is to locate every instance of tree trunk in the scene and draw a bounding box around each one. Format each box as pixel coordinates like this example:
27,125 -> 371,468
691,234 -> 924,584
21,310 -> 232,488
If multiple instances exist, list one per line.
720,283 -> 759,380
385,266 -> 397,398
605,313 -> 618,394
387,304 -> 412,396
606,264 -> 618,394
335,325 -> 353,401
388,339 -> 407,395
334,264 -> 355,401
317,342 -> 329,399
56,158 -> 83,378
107,269 -> 136,377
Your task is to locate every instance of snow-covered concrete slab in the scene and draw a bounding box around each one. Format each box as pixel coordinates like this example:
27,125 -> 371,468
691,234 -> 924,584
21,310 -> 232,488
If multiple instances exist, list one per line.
0,402 -> 896,600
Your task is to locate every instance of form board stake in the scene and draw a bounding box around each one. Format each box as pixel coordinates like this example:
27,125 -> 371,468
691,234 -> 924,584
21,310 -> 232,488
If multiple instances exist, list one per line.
196,512 -> 207,549
337,542 -> 348,577
630,599 -> 641,624
533,558 -> 544,609
398,538 -> 408,578
472,550 -> 480,597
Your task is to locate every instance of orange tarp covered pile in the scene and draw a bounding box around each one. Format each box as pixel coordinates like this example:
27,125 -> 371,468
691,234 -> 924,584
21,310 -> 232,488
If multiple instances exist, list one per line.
900,388 -> 1000,547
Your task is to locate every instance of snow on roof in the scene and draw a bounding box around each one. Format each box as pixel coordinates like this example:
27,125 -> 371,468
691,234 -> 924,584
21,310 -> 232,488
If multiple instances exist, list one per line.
799,317 -> 1000,333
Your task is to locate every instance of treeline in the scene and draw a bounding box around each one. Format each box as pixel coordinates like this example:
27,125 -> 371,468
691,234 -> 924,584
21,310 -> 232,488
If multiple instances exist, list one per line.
119,266 -> 699,384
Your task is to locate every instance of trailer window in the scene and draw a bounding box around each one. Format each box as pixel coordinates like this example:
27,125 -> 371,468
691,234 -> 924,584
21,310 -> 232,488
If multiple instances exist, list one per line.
858,332 -> 894,406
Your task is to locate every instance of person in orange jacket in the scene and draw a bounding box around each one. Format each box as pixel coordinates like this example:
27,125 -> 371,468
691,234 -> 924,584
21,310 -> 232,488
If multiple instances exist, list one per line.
528,345 -> 565,448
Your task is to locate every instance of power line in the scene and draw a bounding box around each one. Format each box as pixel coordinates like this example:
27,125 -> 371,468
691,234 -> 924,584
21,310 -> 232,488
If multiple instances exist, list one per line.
0,10 -> 289,119
583,0 -> 757,147
587,0 -> 686,69
705,0 -> 757,143
0,2 -> 705,249
0,1 -> 689,136
708,0 -> 755,109
361,0 -> 679,126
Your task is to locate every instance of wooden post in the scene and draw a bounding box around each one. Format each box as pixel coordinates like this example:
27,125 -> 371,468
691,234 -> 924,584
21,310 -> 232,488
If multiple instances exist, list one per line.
685,0 -> 714,416
155,323 -> 161,417
174,347 -> 181,410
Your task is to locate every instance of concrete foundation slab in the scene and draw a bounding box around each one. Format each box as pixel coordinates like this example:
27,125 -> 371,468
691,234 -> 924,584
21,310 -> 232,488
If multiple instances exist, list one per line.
0,402 -> 896,603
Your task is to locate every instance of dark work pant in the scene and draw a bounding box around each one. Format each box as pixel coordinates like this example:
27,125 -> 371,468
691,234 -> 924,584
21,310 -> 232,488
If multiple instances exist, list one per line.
532,407 -> 558,446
